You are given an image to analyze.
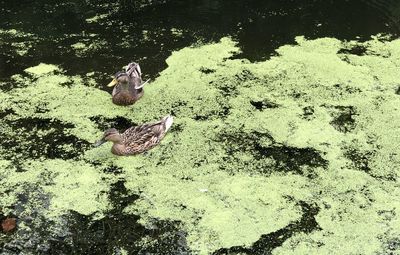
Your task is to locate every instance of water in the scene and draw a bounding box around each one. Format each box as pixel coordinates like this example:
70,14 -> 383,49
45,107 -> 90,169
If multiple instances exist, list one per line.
1,0 -> 400,80
1,0 -> 400,254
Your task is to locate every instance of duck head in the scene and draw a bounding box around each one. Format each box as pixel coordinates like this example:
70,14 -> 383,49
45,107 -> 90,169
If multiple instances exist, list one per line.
107,71 -> 129,88
94,128 -> 123,147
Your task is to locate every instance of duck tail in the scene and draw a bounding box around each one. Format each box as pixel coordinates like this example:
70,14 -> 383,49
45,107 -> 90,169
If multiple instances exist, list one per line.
163,115 -> 174,132
135,78 -> 150,89
126,62 -> 142,78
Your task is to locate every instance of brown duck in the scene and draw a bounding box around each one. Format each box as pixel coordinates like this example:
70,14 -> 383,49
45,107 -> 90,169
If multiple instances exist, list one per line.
107,62 -> 150,106
94,115 -> 173,156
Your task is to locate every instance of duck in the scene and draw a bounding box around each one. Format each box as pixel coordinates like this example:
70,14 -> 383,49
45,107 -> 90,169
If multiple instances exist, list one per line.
94,115 -> 173,156
107,62 -> 150,106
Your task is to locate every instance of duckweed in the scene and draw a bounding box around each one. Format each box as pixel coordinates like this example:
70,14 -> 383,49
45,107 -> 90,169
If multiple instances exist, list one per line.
1,36 -> 399,254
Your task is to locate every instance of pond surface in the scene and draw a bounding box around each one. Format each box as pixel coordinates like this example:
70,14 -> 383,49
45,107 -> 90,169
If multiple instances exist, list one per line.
2,0 -> 400,79
1,0 -> 400,254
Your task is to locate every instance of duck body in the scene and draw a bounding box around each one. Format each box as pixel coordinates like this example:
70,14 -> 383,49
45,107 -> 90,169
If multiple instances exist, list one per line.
107,62 -> 149,106
111,78 -> 144,106
95,115 -> 174,156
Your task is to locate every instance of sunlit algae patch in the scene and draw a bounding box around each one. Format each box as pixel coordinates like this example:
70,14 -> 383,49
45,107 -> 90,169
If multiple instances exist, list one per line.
0,36 -> 399,254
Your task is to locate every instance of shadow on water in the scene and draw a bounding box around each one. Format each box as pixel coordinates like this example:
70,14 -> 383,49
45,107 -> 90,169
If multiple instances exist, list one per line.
255,145 -> 328,175
328,105 -> 358,133
396,86 -> 400,95
48,180 -> 191,255
219,130 -> 328,176
1,185 -> 57,254
1,0 -> 400,80
1,178 -> 190,255
337,45 -> 369,56
90,115 -> 138,132
250,100 -> 280,110
0,117 -> 90,160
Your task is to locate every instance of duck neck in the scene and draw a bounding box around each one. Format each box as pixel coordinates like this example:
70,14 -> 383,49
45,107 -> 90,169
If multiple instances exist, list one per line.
111,142 -> 126,156
120,82 -> 130,91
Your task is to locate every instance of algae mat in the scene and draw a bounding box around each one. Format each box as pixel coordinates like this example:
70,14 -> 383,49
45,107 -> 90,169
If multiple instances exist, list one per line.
0,36 -> 399,254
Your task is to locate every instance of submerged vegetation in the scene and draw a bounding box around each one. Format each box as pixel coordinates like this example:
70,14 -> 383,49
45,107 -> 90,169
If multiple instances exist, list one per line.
0,33 -> 399,254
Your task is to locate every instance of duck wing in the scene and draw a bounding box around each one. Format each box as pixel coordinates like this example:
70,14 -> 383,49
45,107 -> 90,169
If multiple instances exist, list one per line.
122,120 -> 166,154
134,78 -> 150,89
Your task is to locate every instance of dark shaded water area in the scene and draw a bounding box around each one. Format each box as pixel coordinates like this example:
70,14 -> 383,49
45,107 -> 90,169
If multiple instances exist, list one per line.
1,0 -> 400,254
1,0 -> 400,82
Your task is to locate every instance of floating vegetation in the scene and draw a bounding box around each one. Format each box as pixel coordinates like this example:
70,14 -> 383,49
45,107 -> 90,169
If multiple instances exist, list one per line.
71,39 -> 109,57
1,35 -> 399,254
0,29 -> 39,57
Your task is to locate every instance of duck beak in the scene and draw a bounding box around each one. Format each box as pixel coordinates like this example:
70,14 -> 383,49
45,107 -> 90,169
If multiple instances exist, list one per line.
94,138 -> 107,147
107,78 -> 118,87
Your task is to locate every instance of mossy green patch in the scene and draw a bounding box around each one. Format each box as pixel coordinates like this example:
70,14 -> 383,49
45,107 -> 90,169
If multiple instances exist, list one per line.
24,63 -> 60,76
85,13 -> 111,24
70,38 -> 109,57
1,65 -> 137,141
1,36 -> 400,254
0,159 -> 114,219
0,29 -> 39,57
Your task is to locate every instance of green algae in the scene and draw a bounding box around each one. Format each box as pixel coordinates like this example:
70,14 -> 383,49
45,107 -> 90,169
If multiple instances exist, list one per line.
124,171 -> 312,252
37,159 -> 114,218
70,37 -> 109,57
0,29 -> 36,38
24,63 -> 60,76
0,160 -> 19,216
1,35 -> 400,254
0,29 -> 39,58
1,65 -> 136,142
11,42 -> 33,56
0,159 -> 114,218
171,28 -> 184,37
85,13 -> 111,24
274,169 -> 400,254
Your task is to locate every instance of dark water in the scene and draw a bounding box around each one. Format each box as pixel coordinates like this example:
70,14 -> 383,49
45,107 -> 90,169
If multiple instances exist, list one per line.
1,0 -> 400,82
1,0 -> 400,254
